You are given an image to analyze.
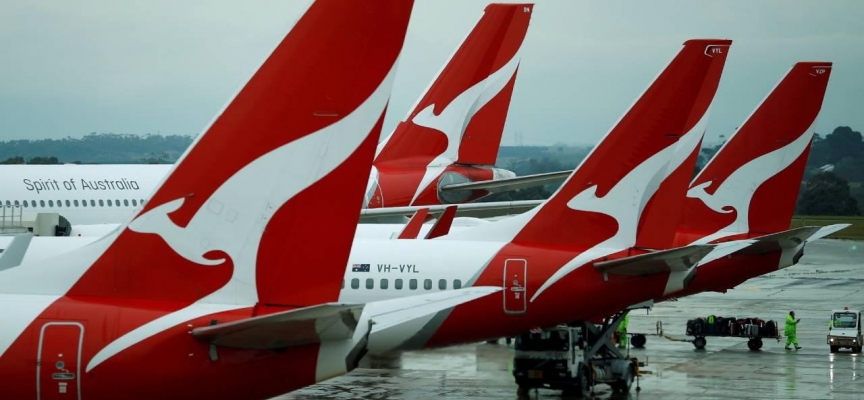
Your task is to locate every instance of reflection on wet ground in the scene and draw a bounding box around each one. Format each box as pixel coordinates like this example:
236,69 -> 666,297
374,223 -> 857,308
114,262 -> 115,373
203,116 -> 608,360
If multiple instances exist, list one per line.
279,239 -> 864,399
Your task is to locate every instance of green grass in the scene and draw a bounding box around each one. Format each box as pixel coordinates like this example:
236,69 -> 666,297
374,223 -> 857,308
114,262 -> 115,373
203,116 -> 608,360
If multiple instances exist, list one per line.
790,215 -> 864,240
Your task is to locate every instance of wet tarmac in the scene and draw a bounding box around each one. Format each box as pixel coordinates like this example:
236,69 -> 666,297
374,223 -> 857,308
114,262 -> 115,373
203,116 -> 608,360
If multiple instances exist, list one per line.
281,239 -> 864,399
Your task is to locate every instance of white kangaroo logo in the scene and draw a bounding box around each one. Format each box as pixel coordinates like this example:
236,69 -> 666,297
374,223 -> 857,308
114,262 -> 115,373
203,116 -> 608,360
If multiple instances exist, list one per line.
530,111 -> 709,302
687,124 -> 814,244
87,66 -> 397,373
408,50 -> 522,204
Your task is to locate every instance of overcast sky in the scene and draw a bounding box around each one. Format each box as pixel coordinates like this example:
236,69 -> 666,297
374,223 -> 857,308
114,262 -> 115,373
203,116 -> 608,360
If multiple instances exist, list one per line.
1,0 -> 862,147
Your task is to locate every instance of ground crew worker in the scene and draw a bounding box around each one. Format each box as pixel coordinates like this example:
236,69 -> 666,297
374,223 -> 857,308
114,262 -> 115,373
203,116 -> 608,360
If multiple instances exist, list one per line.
785,311 -> 802,350
830,306 -> 850,328
617,313 -> 629,349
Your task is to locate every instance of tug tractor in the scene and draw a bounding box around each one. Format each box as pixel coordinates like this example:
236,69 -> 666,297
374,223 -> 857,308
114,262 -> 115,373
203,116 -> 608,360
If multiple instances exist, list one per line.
512,312 -> 639,398
828,309 -> 862,353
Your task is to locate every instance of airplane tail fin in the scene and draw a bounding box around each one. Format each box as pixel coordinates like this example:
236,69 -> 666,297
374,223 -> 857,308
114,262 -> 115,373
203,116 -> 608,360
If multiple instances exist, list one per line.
63,0 -> 413,307
374,3 -> 533,168
680,62 -> 833,243
500,39 -> 731,249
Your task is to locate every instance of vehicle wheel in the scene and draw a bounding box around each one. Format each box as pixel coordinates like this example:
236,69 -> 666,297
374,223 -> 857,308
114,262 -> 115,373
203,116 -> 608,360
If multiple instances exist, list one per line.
756,338 -> 763,350
693,336 -> 706,350
580,364 -> 592,398
854,346 -> 862,354
747,339 -> 759,351
516,385 -> 530,398
830,346 -> 839,353
611,365 -> 635,393
632,334 -> 647,348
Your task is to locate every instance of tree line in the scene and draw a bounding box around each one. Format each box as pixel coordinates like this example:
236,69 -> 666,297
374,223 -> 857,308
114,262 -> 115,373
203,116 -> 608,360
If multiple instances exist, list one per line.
1,127 -> 861,215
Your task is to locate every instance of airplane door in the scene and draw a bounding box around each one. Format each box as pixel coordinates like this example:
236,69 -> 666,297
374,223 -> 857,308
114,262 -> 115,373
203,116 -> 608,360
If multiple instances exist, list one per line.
37,322 -> 84,400
503,259 -> 527,314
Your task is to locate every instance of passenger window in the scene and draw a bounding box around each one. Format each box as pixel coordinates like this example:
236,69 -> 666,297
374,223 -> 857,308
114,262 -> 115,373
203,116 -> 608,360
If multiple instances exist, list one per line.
366,278 -> 374,289
409,279 -> 418,290
48,200 -> 54,207
141,199 -> 146,205
73,200 -> 78,207
22,201 -> 28,208
351,278 -> 359,289
14,200 -> 19,206
454,279 -> 462,289
40,200 -> 45,207
65,200 -> 71,207
99,199 -> 104,207
90,200 -> 95,207
82,200 -> 87,207
107,199 -> 113,206
132,199 -> 138,206
395,279 -> 403,290
124,199 -> 129,206
439,279 -> 447,290
424,279 -> 432,290
115,199 -> 120,206
4,200 -> 9,206
381,279 -> 389,289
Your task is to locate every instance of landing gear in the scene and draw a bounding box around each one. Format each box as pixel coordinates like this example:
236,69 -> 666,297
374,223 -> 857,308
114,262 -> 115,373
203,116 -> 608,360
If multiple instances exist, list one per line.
693,336 -> 707,350
632,334 -> 647,348
747,338 -> 763,351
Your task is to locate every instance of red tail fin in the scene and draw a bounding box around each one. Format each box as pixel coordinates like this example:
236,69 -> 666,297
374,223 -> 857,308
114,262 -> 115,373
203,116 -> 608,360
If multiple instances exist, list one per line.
66,0 -> 413,309
679,62 -> 832,243
512,39 -> 732,249
374,3 -> 533,168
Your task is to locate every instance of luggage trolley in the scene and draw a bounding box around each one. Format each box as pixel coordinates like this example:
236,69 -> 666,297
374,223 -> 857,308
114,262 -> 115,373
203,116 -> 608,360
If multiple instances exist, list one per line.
686,315 -> 781,351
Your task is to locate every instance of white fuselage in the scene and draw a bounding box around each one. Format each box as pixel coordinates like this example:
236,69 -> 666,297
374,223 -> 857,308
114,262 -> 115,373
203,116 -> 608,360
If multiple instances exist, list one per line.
0,165 -> 170,225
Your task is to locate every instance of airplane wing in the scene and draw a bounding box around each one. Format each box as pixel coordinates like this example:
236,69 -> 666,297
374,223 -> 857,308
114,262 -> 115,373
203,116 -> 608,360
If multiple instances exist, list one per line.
0,234 -> 33,272
359,200 -> 542,223
594,244 -> 716,276
191,287 -> 501,350
439,170 -> 572,194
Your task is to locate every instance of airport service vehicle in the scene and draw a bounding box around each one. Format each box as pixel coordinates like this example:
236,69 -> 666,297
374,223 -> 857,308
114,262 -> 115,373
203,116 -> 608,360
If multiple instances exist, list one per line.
0,2 -> 502,398
0,3 -> 535,226
827,309 -> 862,353
685,316 -> 780,351
512,317 -> 639,397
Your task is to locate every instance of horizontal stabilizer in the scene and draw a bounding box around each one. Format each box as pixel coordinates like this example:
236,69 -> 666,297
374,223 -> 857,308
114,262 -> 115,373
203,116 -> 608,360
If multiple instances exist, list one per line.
439,170 -> 572,194
737,226 -> 822,255
0,234 -> 33,272
696,240 -> 756,266
191,303 -> 364,350
366,286 -> 501,334
806,223 -> 851,242
359,200 -> 542,223
594,244 -> 715,276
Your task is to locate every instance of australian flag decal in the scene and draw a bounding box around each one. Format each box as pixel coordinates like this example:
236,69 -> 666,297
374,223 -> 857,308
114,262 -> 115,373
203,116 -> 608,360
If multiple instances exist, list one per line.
352,263 -> 370,272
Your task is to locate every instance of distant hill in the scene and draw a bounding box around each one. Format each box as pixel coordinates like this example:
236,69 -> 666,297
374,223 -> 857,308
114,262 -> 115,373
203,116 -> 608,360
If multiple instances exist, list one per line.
1,126 -> 861,215
0,132 -> 192,164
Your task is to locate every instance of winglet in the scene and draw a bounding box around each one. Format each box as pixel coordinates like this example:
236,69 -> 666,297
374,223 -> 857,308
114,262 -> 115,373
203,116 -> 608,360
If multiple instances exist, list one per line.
0,234 -> 33,272
396,208 -> 431,239
425,206 -> 458,239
